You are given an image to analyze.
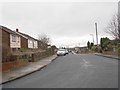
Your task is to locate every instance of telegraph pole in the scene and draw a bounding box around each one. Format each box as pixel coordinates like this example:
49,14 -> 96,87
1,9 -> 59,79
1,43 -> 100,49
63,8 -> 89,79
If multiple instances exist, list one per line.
95,22 -> 99,52
95,22 -> 98,46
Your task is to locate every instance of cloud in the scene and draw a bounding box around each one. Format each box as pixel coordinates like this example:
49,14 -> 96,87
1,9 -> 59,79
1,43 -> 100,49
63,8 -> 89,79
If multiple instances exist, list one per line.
1,2 -> 118,47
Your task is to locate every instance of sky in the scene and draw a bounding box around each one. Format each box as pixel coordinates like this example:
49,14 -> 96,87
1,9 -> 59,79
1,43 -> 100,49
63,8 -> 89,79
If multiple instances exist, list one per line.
0,0 -> 118,48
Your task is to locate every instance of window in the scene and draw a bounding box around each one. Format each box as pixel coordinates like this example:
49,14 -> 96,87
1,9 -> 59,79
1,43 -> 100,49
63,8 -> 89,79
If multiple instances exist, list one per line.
12,35 -> 16,42
29,40 -> 32,43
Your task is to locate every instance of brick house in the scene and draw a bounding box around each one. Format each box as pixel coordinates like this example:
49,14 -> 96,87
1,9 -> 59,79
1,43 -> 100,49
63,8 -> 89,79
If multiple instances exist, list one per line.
15,29 -> 28,49
16,30 -> 38,49
1,25 -> 45,52
0,26 -> 21,52
0,26 -> 29,71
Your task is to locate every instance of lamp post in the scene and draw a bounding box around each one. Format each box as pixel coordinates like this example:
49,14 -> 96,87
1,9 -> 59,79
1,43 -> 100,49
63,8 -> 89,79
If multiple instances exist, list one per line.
90,34 -> 94,44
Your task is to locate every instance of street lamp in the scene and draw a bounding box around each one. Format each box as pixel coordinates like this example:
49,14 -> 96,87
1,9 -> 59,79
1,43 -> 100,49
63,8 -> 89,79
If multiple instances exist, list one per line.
90,34 -> 94,44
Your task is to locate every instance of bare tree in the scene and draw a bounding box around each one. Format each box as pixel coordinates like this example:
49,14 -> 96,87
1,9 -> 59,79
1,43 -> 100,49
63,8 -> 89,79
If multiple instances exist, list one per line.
106,14 -> 120,40
38,34 -> 51,45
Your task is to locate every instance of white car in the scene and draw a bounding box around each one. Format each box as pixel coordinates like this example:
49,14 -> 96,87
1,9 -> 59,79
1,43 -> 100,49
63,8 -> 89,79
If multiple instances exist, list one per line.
65,49 -> 69,54
57,49 -> 66,56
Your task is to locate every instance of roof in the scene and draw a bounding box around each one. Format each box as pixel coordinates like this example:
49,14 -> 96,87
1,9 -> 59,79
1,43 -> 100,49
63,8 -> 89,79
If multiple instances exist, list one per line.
0,25 -> 41,42
0,25 -> 19,35
15,31 -> 28,39
17,32 -> 38,41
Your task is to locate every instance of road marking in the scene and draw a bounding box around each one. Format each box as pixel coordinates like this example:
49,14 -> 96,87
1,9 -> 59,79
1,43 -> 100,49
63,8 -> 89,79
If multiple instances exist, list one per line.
81,58 -> 93,69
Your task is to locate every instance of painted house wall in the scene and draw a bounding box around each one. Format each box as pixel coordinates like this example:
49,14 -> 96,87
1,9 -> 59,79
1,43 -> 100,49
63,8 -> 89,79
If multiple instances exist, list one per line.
10,34 -> 21,48
33,40 -> 38,48
28,39 -> 38,49
28,39 -> 34,48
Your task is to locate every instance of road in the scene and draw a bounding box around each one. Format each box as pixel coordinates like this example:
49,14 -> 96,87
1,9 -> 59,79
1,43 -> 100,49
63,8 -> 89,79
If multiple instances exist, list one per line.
3,54 -> 118,88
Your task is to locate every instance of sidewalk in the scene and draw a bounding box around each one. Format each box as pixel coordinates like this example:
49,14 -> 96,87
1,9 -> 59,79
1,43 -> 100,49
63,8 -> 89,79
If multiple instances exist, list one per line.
1,55 -> 57,84
94,53 -> 120,60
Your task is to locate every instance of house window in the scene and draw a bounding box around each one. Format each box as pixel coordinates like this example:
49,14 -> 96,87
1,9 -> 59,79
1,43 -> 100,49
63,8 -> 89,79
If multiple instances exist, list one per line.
29,40 -> 32,43
12,35 -> 16,42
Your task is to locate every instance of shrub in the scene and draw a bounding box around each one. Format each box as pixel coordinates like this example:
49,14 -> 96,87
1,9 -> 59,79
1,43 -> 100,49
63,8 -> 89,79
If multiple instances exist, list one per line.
19,48 -> 25,52
118,46 -> 120,55
1,44 -> 17,63
2,45 -> 11,62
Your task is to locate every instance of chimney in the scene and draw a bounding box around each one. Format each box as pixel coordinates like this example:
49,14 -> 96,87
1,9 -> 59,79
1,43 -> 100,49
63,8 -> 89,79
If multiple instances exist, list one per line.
16,28 -> 19,32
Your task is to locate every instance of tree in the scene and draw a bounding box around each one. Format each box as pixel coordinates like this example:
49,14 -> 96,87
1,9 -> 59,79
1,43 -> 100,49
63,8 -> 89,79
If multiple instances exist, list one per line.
51,45 -> 57,49
90,43 -> 94,49
87,41 -> 90,49
38,34 -> 51,45
100,38 -> 104,50
51,45 -> 57,53
100,37 -> 111,51
106,14 -> 120,41
38,34 -> 51,49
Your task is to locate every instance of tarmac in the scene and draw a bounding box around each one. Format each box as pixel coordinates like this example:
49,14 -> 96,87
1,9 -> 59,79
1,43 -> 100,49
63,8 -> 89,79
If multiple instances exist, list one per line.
1,53 -> 119,85
1,55 -> 57,84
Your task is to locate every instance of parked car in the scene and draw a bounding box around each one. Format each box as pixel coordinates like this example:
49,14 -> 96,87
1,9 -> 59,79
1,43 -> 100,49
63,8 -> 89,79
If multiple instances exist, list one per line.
71,51 -> 76,54
57,49 -> 66,56
65,49 -> 69,54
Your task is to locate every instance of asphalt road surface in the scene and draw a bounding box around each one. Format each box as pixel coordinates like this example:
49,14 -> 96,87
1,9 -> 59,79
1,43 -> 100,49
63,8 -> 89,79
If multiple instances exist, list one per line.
3,54 -> 118,88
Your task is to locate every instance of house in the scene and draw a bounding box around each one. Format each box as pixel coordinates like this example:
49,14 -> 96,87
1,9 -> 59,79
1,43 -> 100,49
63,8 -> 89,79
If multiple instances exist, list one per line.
15,29 -> 28,49
16,30 -> 38,49
0,26 -> 21,52
1,25 -> 43,52
33,39 -> 38,49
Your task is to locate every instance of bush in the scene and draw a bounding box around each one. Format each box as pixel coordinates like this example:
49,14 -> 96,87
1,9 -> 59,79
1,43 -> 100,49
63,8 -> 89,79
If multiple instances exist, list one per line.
19,48 -> 25,52
118,46 -> 120,55
1,45 -> 16,63
107,44 -> 113,51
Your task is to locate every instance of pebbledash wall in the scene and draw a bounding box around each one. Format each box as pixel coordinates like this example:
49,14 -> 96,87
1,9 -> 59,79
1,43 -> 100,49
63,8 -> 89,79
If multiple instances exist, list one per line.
10,34 -> 21,49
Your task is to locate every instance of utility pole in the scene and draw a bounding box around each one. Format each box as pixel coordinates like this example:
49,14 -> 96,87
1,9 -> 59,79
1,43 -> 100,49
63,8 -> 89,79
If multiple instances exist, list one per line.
95,22 -> 98,46
95,22 -> 99,52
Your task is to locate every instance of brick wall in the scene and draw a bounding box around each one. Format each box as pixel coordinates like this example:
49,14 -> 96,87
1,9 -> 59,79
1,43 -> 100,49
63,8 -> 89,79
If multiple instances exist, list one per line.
1,54 -> 29,72
31,48 -> 54,62
21,36 -> 28,49
2,60 -> 29,72
1,30 -> 11,63
2,29 -> 10,50
103,51 -> 118,56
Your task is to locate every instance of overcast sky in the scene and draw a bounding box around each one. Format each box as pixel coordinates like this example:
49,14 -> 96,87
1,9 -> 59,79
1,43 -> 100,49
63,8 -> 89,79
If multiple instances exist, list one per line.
0,1 -> 118,47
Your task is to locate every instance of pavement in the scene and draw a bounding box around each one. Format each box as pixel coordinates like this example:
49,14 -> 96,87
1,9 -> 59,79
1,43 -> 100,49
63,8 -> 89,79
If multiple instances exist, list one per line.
94,53 -> 120,60
3,54 -> 118,88
1,55 -> 57,84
